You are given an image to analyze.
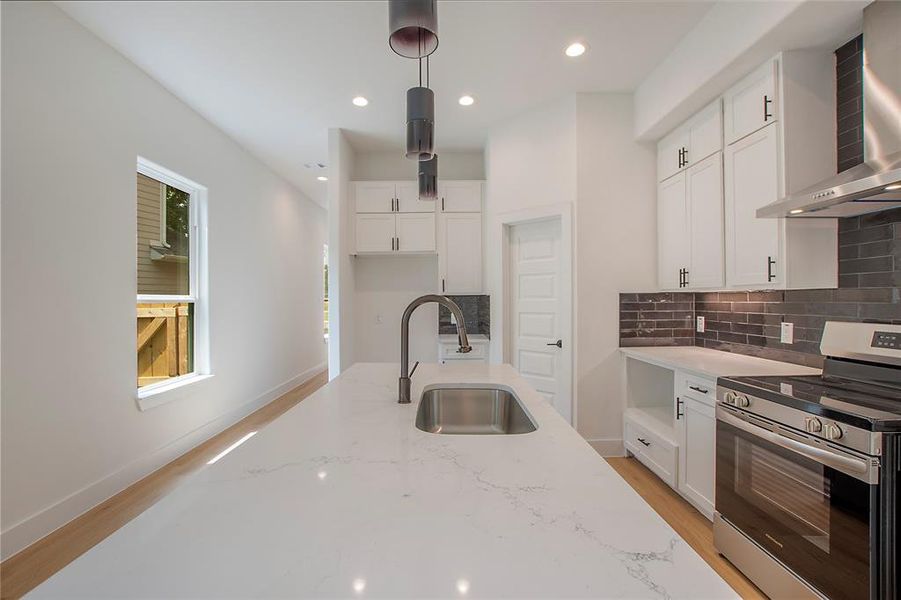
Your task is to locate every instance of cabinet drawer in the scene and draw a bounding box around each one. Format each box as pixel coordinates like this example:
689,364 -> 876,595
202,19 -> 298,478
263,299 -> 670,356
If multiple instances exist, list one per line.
624,418 -> 677,488
439,342 -> 487,360
677,373 -> 716,405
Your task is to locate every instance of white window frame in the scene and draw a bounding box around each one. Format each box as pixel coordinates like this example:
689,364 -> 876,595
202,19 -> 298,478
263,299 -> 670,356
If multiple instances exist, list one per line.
136,156 -> 212,410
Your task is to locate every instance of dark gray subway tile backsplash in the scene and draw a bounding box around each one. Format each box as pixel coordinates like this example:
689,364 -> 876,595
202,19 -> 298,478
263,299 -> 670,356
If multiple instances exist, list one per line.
438,295 -> 490,336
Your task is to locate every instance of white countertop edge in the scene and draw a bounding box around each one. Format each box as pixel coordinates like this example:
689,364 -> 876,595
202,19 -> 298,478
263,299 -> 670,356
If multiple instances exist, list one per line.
620,346 -> 821,379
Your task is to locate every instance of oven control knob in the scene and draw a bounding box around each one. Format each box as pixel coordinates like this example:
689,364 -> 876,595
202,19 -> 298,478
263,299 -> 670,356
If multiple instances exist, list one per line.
805,417 -> 823,434
723,391 -> 736,405
824,423 -> 843,440
734,394 -> 750,408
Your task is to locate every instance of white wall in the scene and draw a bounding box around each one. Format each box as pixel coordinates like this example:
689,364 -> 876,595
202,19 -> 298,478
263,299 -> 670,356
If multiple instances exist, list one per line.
484,94 -> 656,449
327,129 -> 356,378
349,150 -> 485,365
352,151 -> 485,181
0,1 -> 327,558
574,94 -> 657,449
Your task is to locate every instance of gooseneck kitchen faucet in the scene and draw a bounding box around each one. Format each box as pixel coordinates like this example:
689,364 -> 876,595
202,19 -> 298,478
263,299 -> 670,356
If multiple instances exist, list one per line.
399,295 -> 471,403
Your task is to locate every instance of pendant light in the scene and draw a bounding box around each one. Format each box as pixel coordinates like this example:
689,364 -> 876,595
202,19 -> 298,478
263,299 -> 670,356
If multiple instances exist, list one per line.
418,154 -> 438,198
406,83 -> 434,160
388,0 -> 438,59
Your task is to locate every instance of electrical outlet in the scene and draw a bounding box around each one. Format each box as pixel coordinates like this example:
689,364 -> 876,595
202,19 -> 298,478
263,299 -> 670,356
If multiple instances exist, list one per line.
696,316 -> 705,333
450,312 -> 457,325
375,314 -> 383,324
781,322 -> 794,344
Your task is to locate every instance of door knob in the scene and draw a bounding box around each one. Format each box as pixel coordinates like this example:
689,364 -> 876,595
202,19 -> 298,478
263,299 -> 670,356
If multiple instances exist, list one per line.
547,340 -> 563,348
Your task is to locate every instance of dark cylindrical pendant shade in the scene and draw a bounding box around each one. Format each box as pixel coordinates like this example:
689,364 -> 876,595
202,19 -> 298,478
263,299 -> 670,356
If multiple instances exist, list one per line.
389,0 -> 438,59
406,86 -> 434,160
418,154 -> 438,198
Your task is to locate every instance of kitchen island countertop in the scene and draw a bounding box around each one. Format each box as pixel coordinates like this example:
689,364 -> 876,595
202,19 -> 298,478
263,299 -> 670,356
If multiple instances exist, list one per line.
30,363 -> 737,599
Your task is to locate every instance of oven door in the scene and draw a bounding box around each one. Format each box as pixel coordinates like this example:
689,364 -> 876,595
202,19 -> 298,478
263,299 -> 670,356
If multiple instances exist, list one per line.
716,405 -> 878,600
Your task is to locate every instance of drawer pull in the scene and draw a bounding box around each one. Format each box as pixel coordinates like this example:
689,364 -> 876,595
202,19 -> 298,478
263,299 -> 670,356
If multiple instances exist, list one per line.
676,397 -> 684,420
688,385 -> 709,394
637,437 -> 651,447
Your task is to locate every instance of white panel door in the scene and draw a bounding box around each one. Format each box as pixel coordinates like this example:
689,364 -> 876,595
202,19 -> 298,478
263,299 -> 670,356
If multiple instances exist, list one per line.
657,173 -> 688,290
724,124 -> 781,287
687,152 -> 725,289
355,214 -> 395,253
396,181 -> 436,213
440,213 -> 482,294
723,60 -> 778,145
510,219 -> 571,422
440,181 -> 482,212
354,182 -> 396,213
395,213 -> 435,252
677,396 -> 716,519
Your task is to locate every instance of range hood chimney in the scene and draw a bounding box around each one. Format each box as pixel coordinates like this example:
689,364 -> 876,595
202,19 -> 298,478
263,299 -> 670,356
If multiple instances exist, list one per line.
758,0 -> 901,218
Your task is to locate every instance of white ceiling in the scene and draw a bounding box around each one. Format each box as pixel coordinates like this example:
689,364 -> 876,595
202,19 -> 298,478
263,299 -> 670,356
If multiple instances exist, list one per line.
57,1 -> 713,206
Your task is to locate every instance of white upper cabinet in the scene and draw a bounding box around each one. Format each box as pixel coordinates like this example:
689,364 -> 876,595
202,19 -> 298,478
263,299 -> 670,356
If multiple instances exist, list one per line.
396,181 -> 435,213
657,173 -> 688,290
395,213 -> 436,252
440,212 -> 482,294
724,125 -> 781,287
657,99 -> 722,182
440,181 -> 482,212
355,214 -> 396,253
687,153 -> 725,289
723,60 -> 778,145
354,182 -> 396,213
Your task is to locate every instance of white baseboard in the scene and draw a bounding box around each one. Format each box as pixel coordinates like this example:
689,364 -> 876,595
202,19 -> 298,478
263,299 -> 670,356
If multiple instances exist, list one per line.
1,363 -> 327,561
586,438 -> 625,457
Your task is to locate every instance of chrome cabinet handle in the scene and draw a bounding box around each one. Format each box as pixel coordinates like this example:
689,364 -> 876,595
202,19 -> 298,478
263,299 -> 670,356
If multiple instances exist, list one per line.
763,94 -> 773,122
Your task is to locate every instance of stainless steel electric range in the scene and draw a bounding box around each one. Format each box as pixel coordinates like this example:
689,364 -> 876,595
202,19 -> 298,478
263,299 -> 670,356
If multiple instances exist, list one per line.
715,321 -> 900,600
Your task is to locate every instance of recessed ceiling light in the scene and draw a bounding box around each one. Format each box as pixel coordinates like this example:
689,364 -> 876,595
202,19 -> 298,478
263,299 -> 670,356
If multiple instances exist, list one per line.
789,209 -> 804,214
458,95 -> 475,106
317,176 -> 328,182
565,42 -> 587,58
352,96 -> 369,107
885,183 -> 901,191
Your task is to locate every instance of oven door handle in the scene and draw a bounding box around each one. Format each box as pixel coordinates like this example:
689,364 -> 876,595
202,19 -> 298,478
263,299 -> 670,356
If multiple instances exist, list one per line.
717,407 -> 877,484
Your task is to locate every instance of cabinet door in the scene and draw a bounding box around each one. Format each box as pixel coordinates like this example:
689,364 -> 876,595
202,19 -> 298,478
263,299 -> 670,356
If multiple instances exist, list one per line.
688,99 -> 723,165
677,396 -> 715,519
687,153 -> 724,289
657,128 -> 689,182
396,181 -> 436,213
440,181 -> 482,212
395,213 -> 436,252
657,173 -> 689,290
355,214 -> 395,253
723,60 -> 778,145
354,182 -> 396,213
440,213 -> 481,293
724,125 -> 781,287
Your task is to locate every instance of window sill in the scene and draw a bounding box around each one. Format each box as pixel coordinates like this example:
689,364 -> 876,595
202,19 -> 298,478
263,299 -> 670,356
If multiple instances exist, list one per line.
136,373 -> 214,411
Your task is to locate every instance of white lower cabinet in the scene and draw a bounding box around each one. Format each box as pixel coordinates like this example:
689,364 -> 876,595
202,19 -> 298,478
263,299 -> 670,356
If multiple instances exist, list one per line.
676,394 -> 716,519
624,414 -> 678,488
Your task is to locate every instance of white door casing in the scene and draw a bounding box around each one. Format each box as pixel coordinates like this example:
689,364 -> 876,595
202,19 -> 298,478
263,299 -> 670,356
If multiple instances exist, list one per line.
508,218 -> 572,422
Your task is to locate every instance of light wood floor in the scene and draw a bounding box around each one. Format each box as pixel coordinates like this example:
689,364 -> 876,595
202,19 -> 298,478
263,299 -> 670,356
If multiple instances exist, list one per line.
605,457 -> 767,600
0,370 -> 329,600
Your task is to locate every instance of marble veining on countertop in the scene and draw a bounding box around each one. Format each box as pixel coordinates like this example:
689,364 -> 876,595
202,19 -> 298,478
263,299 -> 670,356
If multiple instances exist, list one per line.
620,345 -> 821,379
29,363 -> 737,599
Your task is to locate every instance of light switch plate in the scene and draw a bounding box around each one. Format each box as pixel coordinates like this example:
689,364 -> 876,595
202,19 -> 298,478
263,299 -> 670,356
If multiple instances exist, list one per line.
696,316 -> 705,333
781,322 -> 794,344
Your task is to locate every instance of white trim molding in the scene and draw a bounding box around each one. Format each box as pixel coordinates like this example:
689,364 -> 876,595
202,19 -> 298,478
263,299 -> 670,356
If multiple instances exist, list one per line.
0,364 -> 326,561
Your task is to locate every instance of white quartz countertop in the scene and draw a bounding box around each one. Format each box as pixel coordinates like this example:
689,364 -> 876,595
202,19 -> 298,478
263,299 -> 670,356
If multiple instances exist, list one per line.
620,346 -> 821,379
30,363 -> 737,599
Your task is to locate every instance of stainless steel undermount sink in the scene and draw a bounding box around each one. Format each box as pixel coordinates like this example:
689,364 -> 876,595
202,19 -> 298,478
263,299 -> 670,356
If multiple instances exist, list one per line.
415,386 -> 537,435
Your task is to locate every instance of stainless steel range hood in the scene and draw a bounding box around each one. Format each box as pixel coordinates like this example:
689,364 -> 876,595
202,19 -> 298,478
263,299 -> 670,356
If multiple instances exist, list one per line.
758,0 -> 901,218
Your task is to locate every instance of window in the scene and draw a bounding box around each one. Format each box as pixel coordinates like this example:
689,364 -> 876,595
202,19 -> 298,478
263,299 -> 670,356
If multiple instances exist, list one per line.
136,158 -> 208,400
323,244 -> 329,339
